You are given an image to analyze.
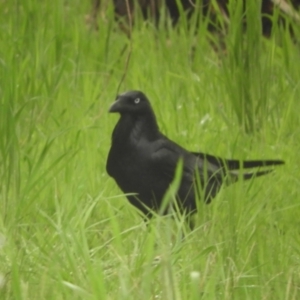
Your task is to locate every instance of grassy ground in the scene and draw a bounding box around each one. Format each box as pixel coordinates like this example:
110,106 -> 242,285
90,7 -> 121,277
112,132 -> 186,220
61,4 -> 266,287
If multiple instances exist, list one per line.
1,1 -> 300,299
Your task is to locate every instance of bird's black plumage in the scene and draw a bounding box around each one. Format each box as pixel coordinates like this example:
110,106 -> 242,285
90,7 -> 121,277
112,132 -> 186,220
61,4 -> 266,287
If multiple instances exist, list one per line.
106,90 -> 284,216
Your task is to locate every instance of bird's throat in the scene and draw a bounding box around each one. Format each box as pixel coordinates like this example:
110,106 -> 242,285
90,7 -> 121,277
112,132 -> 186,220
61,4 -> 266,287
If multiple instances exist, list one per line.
112,114 -> 159,145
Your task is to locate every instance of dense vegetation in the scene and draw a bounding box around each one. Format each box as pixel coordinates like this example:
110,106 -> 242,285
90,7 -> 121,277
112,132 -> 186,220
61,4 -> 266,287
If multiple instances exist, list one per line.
0,1 -> 299,299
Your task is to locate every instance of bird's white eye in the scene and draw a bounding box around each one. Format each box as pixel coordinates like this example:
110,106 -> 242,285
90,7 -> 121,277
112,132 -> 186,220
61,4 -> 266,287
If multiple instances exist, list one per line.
134,98 -> 140,104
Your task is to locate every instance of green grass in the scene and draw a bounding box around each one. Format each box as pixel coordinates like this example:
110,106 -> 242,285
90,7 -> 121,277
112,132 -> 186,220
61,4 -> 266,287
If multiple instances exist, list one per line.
0,0 -> 300,299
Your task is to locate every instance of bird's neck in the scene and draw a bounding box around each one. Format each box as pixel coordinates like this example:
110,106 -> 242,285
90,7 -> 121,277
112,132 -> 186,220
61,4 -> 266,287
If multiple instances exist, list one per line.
112,113 -> 160,145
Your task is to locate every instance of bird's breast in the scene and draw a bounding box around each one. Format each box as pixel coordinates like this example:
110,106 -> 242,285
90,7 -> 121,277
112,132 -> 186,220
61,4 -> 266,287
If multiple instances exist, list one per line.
107,141 -> 170,196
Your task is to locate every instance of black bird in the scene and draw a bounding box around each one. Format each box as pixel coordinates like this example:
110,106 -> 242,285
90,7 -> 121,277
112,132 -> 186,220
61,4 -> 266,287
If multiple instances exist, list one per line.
106,90 -> 284,216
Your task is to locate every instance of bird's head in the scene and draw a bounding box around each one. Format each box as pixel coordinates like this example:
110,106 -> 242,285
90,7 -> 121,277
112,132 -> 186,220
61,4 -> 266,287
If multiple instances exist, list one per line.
109,90 -> 153,116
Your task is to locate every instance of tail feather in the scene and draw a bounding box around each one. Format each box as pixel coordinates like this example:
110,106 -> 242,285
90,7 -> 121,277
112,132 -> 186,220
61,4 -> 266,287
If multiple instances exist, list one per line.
242,169 -> 274,180
236,160 -> 284,169
192,152 -> 284,170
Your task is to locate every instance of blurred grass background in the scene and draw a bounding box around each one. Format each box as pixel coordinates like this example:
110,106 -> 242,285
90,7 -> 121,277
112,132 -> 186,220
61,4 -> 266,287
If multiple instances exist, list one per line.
0,0 -> 300,299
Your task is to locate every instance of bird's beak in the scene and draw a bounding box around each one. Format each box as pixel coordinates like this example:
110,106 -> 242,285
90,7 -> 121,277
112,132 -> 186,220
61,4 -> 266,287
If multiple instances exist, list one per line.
108,99 -> 121,113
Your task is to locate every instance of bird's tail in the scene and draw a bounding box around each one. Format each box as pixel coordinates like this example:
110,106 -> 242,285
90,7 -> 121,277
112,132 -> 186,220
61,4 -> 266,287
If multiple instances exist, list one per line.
193,152 -> 284,170
241,169 -> 275,180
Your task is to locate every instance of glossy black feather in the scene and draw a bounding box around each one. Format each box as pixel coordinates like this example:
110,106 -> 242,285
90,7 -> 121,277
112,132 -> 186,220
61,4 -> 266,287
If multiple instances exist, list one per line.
106,90 -> 284,216
191,152 -> 284,170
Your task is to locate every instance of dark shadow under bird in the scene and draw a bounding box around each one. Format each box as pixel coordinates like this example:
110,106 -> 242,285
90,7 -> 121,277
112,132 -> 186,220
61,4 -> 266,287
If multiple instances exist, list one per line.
106,90 -> 284,216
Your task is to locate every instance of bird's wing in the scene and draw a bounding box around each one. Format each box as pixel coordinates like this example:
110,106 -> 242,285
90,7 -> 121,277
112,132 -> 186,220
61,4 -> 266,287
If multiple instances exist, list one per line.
151,139 -> 196,181
150,139 -> 230,205
151,139 -> 223,182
